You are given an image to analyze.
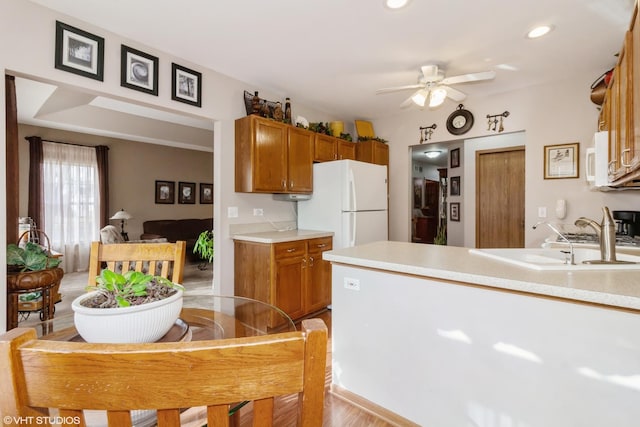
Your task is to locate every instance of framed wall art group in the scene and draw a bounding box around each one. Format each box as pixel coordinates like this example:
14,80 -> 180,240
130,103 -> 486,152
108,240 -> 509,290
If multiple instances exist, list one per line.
54,21 -> 202,107
155,181 -> 213,205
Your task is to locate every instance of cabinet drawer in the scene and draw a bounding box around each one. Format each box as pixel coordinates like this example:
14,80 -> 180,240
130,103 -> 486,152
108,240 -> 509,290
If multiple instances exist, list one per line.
308,237 -> 332,252
274,240 -> 307,259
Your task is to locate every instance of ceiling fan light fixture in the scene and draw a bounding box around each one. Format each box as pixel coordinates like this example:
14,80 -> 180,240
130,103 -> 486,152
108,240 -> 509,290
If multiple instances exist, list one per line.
411,89 -> 429,107
428,87 -> 447,107
424,150 -> 441,159
527,25 -> 553,39
384,0 -> 410,10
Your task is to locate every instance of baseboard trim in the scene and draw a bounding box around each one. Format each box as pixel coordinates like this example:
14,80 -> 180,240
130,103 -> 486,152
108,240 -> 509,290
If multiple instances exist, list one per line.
329,384 -> 420,427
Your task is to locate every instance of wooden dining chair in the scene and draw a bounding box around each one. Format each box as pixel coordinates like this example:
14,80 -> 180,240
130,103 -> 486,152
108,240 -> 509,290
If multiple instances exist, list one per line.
87,240 -> 186,287
0,318 -> 327,427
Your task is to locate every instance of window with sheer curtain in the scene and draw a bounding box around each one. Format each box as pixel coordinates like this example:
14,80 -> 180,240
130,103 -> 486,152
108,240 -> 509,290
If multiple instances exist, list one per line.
43,142 -> 100,272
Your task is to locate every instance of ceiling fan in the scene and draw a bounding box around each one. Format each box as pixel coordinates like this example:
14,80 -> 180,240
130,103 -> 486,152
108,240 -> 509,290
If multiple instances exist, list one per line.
376,65 -> 496,108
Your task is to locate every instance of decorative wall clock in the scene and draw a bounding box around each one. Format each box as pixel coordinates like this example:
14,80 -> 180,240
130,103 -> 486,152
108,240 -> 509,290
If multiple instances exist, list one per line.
446,104 -> 474,135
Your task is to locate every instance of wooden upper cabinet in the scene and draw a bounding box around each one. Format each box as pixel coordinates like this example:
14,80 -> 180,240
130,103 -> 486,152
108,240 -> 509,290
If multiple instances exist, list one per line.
605,3 -> 640,186
313,134 -> 336,162
609,31 -> 633,181
287,126 -> 314,192
337,140 -> 356,160
356,140 -> 389,166
235,115 -> 313,193
631,5 -> 640,173
313,134 -> 356,162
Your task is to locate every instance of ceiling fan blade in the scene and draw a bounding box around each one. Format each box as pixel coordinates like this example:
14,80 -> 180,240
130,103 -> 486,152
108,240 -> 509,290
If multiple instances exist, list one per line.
442,85 -> 466,102
421,65 -> 439,79
441,70 -> 496,85
400,92 -> 419,108
376,84 -> 423,94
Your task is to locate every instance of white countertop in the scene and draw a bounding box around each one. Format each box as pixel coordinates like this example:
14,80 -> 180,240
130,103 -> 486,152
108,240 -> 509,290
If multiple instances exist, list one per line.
232,229 -> 333,244
324,241 -> 640,311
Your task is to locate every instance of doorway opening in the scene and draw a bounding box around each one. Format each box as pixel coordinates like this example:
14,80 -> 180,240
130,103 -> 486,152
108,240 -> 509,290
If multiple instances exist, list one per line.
409,131 -> 526,248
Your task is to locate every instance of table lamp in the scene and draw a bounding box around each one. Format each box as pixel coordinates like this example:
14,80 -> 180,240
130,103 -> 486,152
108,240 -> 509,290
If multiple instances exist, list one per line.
110,209 -> 133,241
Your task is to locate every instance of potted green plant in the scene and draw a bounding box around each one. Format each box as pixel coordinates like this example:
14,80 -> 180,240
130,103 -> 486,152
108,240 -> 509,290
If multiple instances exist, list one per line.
193,230 -> 214,269
6,242 -> 64,326
71,269 -> 184,343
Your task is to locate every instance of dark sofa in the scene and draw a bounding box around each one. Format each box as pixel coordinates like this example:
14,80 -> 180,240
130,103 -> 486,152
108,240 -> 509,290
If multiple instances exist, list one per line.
141,218 -> 213,261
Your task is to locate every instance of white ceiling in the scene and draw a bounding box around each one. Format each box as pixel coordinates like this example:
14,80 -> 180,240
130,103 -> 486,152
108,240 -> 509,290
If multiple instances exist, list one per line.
20,0 -> 634,147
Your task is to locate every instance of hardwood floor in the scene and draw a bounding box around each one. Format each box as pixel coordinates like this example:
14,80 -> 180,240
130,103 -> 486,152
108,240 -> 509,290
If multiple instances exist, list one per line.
236,310 -> 398,427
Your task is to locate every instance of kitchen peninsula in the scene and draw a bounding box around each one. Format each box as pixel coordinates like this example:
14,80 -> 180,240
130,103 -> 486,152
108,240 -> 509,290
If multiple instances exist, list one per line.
324,241 -> 640,426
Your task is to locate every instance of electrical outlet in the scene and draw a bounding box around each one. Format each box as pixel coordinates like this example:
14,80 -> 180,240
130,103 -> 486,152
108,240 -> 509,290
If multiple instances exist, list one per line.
227,206 -> 238,218
344,277 -> 360,291
253,208 -> 264,216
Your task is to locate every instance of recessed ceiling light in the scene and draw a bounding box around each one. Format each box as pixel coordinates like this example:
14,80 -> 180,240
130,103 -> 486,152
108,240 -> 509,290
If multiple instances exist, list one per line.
384,0 -> 410,10
527,25 -> 553,39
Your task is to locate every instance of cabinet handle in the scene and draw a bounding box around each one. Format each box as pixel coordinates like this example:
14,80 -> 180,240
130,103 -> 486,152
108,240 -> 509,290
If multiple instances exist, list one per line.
290,180 -> 294,188
608,160 -> 617,175
309,256 -> 314,267
316,243 -> 327,248
282,179 -> 287,189
621,148 -> 632,168
302,257 -> 307,268
286,248 -> 296,253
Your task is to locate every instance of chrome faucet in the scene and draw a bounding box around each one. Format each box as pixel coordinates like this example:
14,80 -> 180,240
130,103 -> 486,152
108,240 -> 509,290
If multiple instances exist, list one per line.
533,221 -> 575,265
575,206 -> 617,262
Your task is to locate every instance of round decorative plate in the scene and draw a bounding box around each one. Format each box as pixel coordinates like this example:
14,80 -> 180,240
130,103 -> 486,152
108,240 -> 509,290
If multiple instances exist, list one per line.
446,104 -> 474,135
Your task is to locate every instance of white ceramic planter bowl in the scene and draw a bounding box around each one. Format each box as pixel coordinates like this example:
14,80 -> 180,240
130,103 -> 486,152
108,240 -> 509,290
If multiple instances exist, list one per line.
71,288 -> 183,343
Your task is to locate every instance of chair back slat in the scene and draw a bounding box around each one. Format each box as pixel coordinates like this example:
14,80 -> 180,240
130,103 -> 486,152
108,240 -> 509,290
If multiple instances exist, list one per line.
87,241 -> 186,286
0,319 -> 327,427
207,405 -> 230,427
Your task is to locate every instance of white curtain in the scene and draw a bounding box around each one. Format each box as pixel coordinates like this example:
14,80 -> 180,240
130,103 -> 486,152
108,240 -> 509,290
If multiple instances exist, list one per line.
42,142 -> 100,272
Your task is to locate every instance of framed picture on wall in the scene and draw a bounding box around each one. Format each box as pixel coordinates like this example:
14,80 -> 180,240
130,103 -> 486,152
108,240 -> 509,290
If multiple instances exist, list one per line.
121,45 -> 158,95
413,178 -> 423,208
55,21 -> 104,81
200,183 -> 213,204
450,176 -> 461,196
172,63 -> 202,107
178,181 -> 196,204
544,142 -> 579,179
450,202 -> 460,222
450,148 -> 460,168
155,180 -> 175,204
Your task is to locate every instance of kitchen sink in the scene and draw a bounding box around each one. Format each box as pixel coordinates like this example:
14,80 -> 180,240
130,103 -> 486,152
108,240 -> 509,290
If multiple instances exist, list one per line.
468,248 -> 640,270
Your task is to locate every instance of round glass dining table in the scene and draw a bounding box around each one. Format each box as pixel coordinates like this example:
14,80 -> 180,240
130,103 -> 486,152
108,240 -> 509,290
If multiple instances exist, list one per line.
28,294 -> 296,341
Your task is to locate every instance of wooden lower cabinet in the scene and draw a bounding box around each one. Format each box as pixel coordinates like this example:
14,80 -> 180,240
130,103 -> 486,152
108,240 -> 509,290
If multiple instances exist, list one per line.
234,236 -> 332,327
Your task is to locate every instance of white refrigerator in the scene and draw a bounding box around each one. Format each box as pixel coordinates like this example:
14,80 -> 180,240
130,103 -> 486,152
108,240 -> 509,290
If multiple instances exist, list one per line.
297,160 -> 388,249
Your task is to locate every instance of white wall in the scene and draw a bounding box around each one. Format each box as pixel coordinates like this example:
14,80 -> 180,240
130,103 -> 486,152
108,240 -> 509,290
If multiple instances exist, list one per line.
375,77 -> 640,248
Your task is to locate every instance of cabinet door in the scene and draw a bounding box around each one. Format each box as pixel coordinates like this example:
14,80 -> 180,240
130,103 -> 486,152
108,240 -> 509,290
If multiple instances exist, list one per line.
610,32 -> 632,180
632,7 -> 640,171
288,127 -> 314,192
254,119 -> 288,192
357,140 -> 389,166
337,140 -> 356,160
305,237 -> 332,313
274,256 -> 306,320
373,141 -> 390,166
314,134 -> 337,162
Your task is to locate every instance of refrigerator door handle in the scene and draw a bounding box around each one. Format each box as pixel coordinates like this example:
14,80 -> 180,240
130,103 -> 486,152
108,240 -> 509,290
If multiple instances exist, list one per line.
349,212 -> 356,247
348,168 -> 356,211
